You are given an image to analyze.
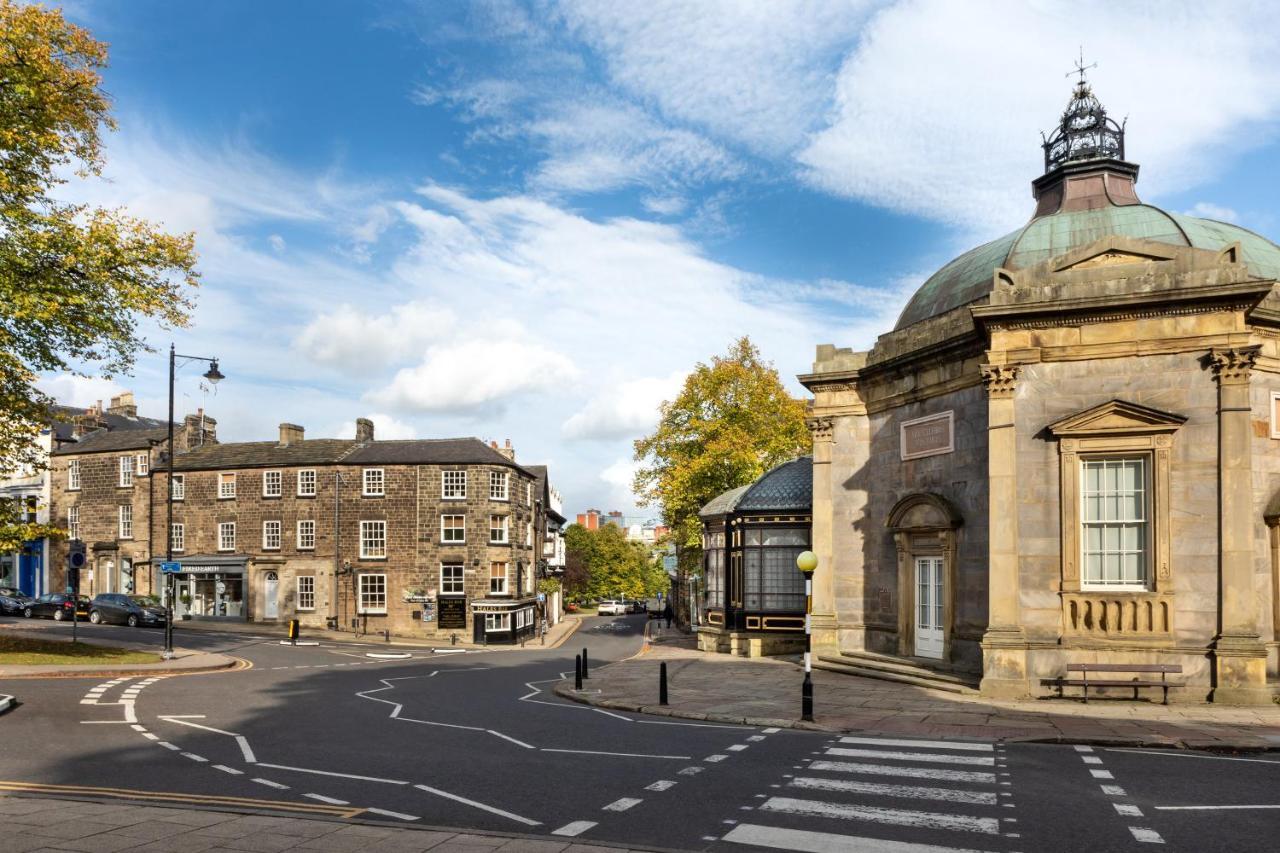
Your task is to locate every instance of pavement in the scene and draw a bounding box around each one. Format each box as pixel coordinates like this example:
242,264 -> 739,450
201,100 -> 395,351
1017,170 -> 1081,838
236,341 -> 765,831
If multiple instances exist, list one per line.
0,794 -> 667,853
554,623 -> 1280,751
0,624 -> 241,679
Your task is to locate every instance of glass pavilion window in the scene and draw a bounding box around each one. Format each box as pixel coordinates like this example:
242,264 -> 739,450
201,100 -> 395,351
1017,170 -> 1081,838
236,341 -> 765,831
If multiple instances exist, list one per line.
742,526 -> 808,611
703,530 -> 725,608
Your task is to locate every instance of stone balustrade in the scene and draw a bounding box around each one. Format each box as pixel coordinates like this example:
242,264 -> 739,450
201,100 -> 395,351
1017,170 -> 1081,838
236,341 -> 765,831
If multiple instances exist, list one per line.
1062,592 -> 1173,637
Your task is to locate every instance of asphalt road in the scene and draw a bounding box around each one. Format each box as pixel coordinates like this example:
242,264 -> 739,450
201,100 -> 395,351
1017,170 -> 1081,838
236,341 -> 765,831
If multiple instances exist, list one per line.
1,613 -> 1277,852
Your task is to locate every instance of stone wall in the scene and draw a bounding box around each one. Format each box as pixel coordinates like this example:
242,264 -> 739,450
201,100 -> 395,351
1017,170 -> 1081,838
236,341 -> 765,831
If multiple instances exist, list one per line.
1249,377 -> 1280,676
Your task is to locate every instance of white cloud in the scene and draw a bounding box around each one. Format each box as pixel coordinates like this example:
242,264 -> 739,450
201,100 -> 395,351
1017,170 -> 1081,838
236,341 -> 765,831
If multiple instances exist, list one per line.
334,413 -> 419,441
368,338 -> 577,413
562,372 -> 686,440
268,234 -> 286,253
599,457 -> 642,510
1185,202 -> 1240,223
37,375 -> 128,409
294,303 -> 457,373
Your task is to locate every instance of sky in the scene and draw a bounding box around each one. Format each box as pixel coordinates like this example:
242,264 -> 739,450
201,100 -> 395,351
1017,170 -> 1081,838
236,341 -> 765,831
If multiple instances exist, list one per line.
41,0 -> 1280,519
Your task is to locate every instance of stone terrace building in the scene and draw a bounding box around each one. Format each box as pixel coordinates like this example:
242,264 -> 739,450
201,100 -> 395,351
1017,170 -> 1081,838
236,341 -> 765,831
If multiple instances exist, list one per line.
147,420 -> 543,643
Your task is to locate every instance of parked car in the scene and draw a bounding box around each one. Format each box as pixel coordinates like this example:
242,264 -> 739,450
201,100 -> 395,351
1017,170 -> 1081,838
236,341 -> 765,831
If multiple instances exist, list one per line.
597,600 -> 625,616
564,601 -> 580,613
0,590 -> 34,615
89,593 -> 167,627
24,593 -> 91,621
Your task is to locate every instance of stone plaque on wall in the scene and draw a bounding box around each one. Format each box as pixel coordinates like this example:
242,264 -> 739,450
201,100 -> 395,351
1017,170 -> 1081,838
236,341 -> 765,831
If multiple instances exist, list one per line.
900,411 -> 955,460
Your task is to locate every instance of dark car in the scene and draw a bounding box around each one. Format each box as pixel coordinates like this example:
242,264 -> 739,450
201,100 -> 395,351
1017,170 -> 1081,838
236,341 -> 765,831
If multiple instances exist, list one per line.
89,593 -> 167,628
0,590 -> 34,615
24,593 -> 91,621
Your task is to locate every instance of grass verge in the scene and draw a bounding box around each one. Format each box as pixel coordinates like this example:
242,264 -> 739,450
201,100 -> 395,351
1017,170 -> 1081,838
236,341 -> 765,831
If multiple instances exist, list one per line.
0,635 -> 161,666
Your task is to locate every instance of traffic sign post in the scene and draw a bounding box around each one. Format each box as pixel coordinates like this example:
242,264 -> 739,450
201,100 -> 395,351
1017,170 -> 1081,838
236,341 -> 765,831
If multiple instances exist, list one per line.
67,540 -> 86,644
159,561 -> 182,574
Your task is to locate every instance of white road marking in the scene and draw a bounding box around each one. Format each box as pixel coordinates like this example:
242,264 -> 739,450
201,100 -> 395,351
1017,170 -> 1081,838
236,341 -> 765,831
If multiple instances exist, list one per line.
824,748 -> 994,767
1081,756 -> 1103,765
158,742 -> 180,751
1106,748 -> 1280,765
705,754 -> 729,763
838,737 -> 993,753
79,720 -> 132,724
541,748 -> 690,759
141,733 -> 158,741
790,776 -> 997,805
364,808 -> 420,821
158,716 -> 256,763
761,798 -> 1001,834
679,767 -> 704,776
413,783 -> 540,826
551,821 -> 597,837
645,780 -> 676,792
213,765 -> 244,775
722,823 -> 999,853
304,793 -> 349,805
1074,745 -> 1093,753
1154,804 -> 1280,811
1100,785 -> 1127,796
252,778 -> 289,790
129,724 -> 146,732
809,760 -> 995,784
1129,827 -> 1165,844
748,735 -> 766,742
728,744 -> 749,752
488,730 -> 535,749
1114,804 -> 1143,817
255,762 -> 408,784
602,797 -> 643,812
762,727 -> 781,733
1089,769 -> 1114,780
181,753 -> 208,763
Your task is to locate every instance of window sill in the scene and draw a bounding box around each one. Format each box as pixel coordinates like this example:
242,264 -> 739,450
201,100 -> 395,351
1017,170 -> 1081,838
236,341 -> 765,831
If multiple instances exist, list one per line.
296,493 -> 317,499
441,496 -> 467,501
262,495 -> 282,500
218,496 -> 236,501
440,540 -> 466,546
357,610 -> 388,616
296,607 -> 316,612
362,493 -> 385,498
359,556 -> 388,562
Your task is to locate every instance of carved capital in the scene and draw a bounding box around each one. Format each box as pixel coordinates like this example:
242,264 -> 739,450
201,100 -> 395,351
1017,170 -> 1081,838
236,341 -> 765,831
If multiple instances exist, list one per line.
806,416 -> 835,443
980,364 -> 1020,399
1208,345 -> 1261,385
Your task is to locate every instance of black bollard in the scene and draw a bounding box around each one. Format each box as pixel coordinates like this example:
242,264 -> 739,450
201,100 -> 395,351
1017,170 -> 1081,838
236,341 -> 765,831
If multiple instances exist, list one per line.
802,672 -> 814,722
659,661 -> 668,706
582,647 -> 590,679
575,653 -> 583,690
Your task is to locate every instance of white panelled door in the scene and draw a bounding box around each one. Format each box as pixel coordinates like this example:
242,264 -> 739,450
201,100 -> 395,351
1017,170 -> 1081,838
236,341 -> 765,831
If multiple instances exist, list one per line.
264,571 -> 279,619
914,557 -> 944,659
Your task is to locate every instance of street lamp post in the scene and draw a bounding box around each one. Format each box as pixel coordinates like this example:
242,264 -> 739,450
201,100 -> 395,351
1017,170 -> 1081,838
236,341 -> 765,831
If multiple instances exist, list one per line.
163,344 -> 224,660
796,550 -> 818,722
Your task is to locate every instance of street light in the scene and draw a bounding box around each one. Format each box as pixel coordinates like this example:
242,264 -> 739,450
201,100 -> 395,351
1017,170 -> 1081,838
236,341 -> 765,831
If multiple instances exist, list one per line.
796,550 -> 818,722
163,344 -> 226,660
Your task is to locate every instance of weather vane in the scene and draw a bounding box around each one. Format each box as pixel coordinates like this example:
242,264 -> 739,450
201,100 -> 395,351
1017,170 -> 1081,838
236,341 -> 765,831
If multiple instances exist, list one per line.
1068,47 -> 1096,86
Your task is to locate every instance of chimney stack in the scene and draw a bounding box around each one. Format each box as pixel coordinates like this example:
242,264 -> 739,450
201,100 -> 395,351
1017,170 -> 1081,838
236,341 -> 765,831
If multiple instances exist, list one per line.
496,438 -> 515,461
107,391 -> 137,417
355,418 -> 374,443
181,408 -> 217,451
279,423 -> 305,446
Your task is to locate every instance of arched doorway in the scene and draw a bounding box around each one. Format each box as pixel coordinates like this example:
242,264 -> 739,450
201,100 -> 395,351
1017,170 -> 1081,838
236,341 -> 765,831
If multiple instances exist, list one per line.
887,493 -> 962,661
264,571 -> 279,620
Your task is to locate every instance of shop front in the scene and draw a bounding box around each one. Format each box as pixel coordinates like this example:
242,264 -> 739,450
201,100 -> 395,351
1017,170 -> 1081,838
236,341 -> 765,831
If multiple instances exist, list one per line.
470,597 -> 537,644
163,554 -> 247,620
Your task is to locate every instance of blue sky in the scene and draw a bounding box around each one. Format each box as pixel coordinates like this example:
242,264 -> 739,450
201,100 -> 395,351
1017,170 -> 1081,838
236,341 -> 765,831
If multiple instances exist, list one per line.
44,0 -> 1280,516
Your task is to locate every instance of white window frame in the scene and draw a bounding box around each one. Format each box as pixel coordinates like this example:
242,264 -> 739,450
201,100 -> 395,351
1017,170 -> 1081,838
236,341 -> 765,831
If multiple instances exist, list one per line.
526,522 -> 533,547
118,504 -> 133,539
67,505 -> 79,540
442,470 -> 466,500
440,563 -> 465,596
135,453 -> 149,476
218,472 -> 236,499
360,520 -> 387,559
441,514 -> 466,544
262,470 -> 282,498
171,473 -> 185,501
296,576 -> 316,611
363,468 -> 385,497
67,459 -> 81,491
170,523 -> 184,553
527,483 -> 532,505
485,612 -> 510,631
489,514 -> 509,544
263,520 -> 282,551
119,456 -> 134,487
489,562 -> 508,595
490,470 -> 509,501
899,410 -> 955,461
1271,390 -> 1280,439
358,573 -> 387,614
218,521 -> 236,552
1079,456 -> 1150,591
297,469 -> 317,497
297,519 -> 316,550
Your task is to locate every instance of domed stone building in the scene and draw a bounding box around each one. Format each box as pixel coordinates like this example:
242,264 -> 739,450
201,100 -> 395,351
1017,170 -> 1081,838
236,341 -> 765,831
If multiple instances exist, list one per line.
800,79 -> 1280,703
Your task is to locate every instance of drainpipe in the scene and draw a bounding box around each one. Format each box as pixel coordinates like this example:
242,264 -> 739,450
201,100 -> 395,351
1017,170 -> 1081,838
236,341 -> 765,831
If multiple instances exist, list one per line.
331,469 -> 340,629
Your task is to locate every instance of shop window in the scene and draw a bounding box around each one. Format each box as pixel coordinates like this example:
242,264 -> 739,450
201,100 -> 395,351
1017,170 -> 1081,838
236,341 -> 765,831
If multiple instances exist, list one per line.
485,612 -> 510,631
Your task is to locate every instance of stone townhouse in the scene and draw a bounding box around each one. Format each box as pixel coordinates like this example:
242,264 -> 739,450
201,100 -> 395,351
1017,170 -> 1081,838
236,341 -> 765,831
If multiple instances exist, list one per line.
147,420 -> 545,644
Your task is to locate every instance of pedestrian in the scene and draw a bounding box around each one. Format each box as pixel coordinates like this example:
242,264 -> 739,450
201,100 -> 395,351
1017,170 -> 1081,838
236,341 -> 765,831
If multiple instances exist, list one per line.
663,601 -> 673,629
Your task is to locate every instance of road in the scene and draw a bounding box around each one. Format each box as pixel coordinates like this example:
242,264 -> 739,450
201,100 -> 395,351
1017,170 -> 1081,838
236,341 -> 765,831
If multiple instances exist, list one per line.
1,613 -> 1277,852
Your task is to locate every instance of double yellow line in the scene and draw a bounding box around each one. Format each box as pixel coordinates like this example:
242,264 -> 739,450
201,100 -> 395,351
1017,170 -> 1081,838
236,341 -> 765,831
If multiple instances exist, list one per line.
0,779 -> 364,818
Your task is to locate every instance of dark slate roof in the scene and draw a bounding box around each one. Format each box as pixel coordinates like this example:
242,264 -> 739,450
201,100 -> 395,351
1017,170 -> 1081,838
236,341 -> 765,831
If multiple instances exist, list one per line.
170,440 -> 359,471
737,457 -> 812,512
49,405 -> 169,445
699,484 -> 750,519
344,438 -> 534,474
52,427 -> 170,455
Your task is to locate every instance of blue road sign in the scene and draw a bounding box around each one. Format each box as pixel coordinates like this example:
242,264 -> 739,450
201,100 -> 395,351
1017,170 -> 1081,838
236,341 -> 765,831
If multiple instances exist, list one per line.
159,561 -> 183,574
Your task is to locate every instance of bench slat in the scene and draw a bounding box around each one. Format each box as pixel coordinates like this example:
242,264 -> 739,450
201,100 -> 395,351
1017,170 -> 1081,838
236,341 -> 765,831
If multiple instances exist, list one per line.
1064,664 -> 1182,673
1056,679 -> 1173,688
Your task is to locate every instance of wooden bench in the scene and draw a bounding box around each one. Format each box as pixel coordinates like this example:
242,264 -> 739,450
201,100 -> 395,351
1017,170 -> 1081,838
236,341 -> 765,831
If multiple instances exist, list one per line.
1051,663 -> 1183,705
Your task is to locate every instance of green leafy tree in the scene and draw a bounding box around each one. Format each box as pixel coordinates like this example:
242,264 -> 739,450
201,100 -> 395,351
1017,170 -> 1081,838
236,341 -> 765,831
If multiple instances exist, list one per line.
0,2 -> 198,546
563,523 -> 669,602
633,336 -> 809,578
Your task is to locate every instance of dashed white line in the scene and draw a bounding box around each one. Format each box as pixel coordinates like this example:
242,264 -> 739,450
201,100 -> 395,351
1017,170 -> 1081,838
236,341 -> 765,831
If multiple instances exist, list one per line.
727,744 -> 749,752
748,735 -> 766,742
212,765 -> 244,775
140,733 -> 158,741
705,754 -> 729,763
645,780 -> 676,792
1100,785 -> 1127,796
413,783 -> 540,826
762,727 -> 781,734
304,793 -> 349,805
679,766 -> 704,776
364,807 -> 420,821
180,753 -> 208,763
602,797 -> 643,812
1081,756 -> 1103,765
158,742 -> 180,751
1089,769 -> 1114,780
552,821 -> 598,837
252,778 -> 289,790
1114,804 -> 1143,817
1129,827 -> 1165,844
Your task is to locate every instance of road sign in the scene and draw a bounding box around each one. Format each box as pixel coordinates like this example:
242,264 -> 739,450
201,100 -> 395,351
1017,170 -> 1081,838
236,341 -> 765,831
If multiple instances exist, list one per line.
159,561 -> 182,574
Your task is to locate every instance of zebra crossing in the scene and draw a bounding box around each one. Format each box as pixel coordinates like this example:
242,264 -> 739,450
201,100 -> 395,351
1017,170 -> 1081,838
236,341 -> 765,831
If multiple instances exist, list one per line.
720,735 -> 1019,853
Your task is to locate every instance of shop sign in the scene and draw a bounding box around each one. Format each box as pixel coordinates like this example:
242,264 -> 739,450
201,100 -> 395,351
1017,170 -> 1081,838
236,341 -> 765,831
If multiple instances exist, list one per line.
438,596 -> 467,628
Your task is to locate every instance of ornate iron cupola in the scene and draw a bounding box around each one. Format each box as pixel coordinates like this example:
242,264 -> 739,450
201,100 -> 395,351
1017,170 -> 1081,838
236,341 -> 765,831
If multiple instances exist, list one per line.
1031,59 -> 1140,219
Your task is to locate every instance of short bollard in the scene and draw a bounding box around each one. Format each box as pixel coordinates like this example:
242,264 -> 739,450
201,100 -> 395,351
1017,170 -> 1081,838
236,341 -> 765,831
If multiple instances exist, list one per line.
575,654 -> 583,690
582,648 -> 590,679
288,619 -> 300,646
659,661 -> 668,706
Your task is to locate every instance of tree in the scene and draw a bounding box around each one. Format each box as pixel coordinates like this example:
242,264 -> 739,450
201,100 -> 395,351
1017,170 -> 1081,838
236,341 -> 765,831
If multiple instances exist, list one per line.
563,523 -> 669,602
632,337 -> 809,589
0,2 -> 198,548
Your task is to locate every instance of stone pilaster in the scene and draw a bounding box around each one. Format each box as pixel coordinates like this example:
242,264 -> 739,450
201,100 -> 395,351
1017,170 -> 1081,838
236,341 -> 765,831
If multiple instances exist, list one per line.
1208,345 -> 1270,704
807,415 -> 838,653
979,363 -> 1030,698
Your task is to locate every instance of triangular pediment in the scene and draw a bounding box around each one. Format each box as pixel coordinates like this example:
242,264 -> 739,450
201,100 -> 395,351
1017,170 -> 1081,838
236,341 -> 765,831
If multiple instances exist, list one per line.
1051,236 -> 1179,273
1048,399 -> 1187,437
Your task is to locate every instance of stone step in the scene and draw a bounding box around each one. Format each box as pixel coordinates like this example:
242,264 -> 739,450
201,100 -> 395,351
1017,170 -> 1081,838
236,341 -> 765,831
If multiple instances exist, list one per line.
814,654 -> 979,695
827,649 -> 978,685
